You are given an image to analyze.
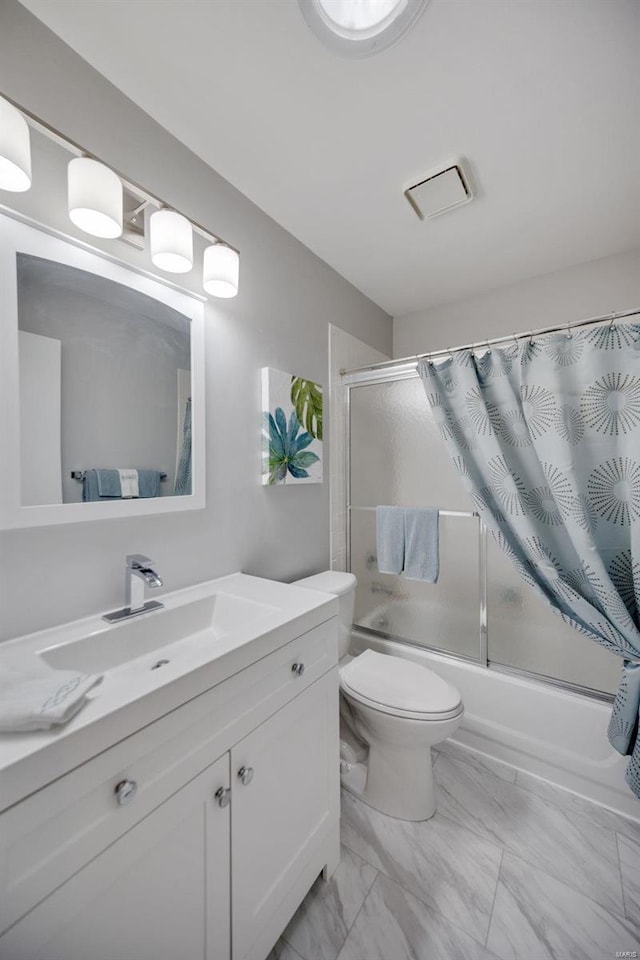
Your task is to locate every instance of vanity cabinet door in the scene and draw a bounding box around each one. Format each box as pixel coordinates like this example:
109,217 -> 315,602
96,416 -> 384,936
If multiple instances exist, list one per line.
231,671 -> 339,960
0,754 -> 231,960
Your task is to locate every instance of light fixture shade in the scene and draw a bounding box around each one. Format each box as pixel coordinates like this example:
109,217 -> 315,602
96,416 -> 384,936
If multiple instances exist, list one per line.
0,97 -> 32,192
68,157 -> 123,238
203,243 -> 239,298
150,210 -> 193,274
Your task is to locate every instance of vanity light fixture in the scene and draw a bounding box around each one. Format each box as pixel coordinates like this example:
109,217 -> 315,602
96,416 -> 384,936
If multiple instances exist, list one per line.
68,157 -> 123,238
203,242 -> 240,298
150,209 -> 194,274
0,96 -> 32,192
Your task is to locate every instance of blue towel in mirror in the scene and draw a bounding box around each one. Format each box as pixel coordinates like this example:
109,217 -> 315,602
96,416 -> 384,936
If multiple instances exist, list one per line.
138,470 -> 161,498
96,469 -> 121,498
82,470 -> 119,502
82,469 -> 162,501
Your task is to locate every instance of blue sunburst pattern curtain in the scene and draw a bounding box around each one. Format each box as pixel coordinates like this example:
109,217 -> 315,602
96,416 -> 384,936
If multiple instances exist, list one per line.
418,320 -> 640,798
174,399 -> 192,496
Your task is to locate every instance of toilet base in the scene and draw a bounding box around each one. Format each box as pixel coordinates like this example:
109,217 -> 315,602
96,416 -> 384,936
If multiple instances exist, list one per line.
341,746 -> 437,821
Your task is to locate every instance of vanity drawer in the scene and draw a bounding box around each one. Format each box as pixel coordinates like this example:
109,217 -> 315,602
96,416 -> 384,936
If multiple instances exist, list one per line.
0,617 -> 337,933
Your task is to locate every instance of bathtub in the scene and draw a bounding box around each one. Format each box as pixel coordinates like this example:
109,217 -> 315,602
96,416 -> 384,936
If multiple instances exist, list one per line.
351,625 -> 639,821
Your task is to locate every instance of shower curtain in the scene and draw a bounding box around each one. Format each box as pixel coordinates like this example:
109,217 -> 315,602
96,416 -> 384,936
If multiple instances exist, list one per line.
418,320 -> 640,798
174,398 -> 192,496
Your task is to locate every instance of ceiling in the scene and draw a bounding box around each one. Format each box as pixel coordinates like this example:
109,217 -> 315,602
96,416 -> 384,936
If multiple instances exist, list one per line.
19,0 -> 640,317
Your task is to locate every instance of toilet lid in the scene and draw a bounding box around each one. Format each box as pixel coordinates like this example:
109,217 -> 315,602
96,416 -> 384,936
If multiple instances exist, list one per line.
340,649 -> 462,717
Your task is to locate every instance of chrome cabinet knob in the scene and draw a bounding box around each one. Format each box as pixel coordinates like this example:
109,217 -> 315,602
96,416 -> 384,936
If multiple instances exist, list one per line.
291,662 -> 305,677
238,765 -> 254,786
214,786 -> 231,808
114,779 -> 138,806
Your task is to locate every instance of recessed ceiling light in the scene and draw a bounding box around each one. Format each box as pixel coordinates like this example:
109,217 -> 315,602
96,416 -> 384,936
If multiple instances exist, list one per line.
299,0 -> 428,58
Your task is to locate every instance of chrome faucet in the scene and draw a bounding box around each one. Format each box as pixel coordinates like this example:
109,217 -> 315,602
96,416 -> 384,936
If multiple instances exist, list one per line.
102,554 -> 164,623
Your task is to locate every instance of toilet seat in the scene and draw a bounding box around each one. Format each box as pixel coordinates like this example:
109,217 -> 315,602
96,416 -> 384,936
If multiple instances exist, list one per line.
340,649 -> 463,721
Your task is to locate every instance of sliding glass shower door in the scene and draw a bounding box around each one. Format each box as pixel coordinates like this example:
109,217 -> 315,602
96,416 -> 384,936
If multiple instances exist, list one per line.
348,376 -> 483,662
346,373 -> 621,697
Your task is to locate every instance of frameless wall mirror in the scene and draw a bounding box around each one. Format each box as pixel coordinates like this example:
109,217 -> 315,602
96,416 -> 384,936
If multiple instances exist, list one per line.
0,215 -> 205,528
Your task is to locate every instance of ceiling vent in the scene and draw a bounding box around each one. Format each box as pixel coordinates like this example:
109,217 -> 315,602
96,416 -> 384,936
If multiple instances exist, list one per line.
405,163 -> 473,219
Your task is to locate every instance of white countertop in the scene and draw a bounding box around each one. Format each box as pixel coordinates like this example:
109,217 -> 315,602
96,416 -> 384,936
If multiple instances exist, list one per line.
0,573 -> 337,811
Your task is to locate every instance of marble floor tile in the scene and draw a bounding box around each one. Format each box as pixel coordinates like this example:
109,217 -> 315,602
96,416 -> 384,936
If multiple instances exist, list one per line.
337,873 -> 498,960
266,938 -> 305,960
436,740 -> 517,783
618,832 -> 640,928
435,750 -> 625,916
282,845 -> 377,960
515,768 -> 640,843
341,791 -> 502,942
487,852 -> 640,960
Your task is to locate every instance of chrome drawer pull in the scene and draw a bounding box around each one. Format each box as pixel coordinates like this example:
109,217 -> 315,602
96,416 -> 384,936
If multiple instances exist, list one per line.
114,779 -> 138,806
215,786 -> 231,808
291,662 -> 305,677
238,765 -> 254,786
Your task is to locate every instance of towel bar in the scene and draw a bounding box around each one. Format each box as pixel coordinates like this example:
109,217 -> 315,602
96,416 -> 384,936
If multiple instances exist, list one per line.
71,470 -> 168,482
348,506 -> 477,518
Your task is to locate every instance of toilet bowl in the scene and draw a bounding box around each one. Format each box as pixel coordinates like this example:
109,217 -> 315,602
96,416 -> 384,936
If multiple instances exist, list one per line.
294,571 -> 463,821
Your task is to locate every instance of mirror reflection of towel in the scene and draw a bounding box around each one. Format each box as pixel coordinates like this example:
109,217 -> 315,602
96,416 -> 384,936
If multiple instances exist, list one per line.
117,468 -> 139,498
83,468 -> 162,501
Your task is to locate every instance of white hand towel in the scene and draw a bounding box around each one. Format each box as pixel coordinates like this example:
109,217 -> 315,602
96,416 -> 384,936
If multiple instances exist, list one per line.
118,468 -> 139,498
0,656 -> 103,732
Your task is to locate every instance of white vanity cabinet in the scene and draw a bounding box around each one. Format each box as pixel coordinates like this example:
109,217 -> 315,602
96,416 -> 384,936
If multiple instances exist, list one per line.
0,616 -> 340,960
0,755 -> 231,960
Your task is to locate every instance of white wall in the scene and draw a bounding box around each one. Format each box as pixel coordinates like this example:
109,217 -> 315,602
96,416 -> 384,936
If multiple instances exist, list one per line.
393,248 -> 640,357
0,0 -> 391,641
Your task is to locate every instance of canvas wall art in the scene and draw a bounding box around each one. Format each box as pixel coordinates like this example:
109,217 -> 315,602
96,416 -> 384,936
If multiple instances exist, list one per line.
261,367 -> 323,485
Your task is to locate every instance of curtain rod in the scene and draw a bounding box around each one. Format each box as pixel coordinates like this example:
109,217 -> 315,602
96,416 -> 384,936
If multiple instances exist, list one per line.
340,306 -> 640,377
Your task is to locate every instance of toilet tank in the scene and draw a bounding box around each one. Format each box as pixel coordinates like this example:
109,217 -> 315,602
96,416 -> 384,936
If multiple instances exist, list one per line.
294,571 -> 356,659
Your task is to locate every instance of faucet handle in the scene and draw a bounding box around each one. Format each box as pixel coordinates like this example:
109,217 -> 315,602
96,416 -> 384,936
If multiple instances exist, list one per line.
127,554 -> 154,569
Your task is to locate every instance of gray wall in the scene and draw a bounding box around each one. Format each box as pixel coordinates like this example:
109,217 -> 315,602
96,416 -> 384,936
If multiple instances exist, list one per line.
0,0 -> 392,640
393,248 -> 640,357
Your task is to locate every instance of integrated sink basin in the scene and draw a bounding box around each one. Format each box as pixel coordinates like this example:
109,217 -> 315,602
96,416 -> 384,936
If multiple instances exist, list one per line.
39,592 -> 279,675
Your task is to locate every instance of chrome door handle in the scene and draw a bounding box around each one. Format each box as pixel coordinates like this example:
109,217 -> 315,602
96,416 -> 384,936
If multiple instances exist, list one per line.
214,786 -> 231,808
291,662 -> 305,677
238,765 -> 254,786
114,779 -> 138,806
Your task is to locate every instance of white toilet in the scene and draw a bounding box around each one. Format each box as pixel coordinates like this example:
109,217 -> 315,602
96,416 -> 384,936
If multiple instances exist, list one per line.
294,571 -> 464,821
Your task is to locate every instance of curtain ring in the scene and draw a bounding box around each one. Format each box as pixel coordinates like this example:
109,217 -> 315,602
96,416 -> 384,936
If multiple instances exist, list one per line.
565,318 -> 573,340
609,311 -> 616,327
527,331 -> 534,347
485,339 -> 492,354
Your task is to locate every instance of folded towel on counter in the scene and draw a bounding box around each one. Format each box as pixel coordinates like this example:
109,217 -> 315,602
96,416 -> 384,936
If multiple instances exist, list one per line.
0,656 -> 103,732
403,507 -> 439,582
117,468 -> 139,498
376,506 -> 406,575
